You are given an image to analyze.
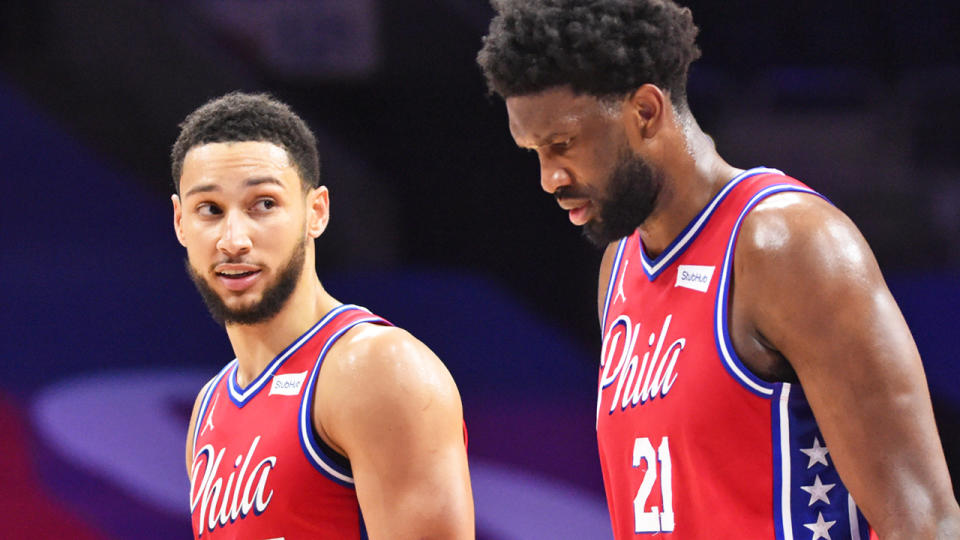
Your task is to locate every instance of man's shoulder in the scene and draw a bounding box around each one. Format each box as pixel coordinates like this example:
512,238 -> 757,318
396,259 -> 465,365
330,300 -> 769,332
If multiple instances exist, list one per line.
319,323 -> 453,404
737,189 -> 860,260
332,323 -> 430,368
313,321 -> 462,456
734,188 -> 880,307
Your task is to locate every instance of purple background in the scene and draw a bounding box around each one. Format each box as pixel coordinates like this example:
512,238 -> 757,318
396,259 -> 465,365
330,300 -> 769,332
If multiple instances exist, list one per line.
1,1 -> 958,538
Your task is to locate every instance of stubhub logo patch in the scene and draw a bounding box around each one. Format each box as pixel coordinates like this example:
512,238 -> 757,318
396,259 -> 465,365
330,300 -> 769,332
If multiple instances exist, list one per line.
269,371 -> 308,396
675,265 -> 715,293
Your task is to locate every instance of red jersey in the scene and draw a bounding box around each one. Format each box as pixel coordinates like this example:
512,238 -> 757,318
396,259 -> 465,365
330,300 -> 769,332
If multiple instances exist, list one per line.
189,304 -> 389,539
597,168 -> 876,539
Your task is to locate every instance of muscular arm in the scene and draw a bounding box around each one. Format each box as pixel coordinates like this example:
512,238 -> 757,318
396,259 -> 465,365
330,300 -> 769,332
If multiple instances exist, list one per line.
735,193 -> 960,537
314,325 -> 474,539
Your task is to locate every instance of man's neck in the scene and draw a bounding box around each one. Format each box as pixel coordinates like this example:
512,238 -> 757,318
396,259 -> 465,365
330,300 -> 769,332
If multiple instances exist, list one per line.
637,115 -> 741,258
225,275 -> 340,388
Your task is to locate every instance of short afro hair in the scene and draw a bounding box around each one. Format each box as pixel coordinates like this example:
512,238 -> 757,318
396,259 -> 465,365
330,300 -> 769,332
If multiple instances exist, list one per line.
477,0 -> 701,106
171,92 -> 320,194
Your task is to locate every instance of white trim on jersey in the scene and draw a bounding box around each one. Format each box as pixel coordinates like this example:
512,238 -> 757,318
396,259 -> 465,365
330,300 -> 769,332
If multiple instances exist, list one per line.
714,183 -> 819,397
600,239 -> 628,334
227,304 -> 364,405
641,167 -> 785,278
191,361 -> 235,461
599,239 -> 628,430
779,383 -> 795,540
298,315 -> 385,486
848,494 -> 861,539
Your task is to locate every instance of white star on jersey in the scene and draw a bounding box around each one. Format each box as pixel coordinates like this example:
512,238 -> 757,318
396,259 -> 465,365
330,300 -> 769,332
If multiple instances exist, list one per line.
803,511 -> 836,540
800,436 -> 830,469
800,474 -> 836,506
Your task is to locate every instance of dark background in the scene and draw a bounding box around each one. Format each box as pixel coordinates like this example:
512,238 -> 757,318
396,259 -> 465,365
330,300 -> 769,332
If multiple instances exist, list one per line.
0,1 -> 957,538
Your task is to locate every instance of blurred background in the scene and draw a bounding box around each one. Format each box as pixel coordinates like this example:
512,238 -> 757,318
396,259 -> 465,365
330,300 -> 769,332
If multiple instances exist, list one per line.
0,1 -> 957,538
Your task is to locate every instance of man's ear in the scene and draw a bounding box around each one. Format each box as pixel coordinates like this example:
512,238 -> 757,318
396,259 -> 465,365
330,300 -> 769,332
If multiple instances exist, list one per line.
172,194 -> 187,247
306,186 -> 330,239
626,84 -> 667,140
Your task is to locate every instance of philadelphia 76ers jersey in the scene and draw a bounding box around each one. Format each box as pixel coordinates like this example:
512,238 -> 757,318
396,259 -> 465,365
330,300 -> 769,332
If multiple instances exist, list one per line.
597,168 -> 877,539
189,304 -> 389,539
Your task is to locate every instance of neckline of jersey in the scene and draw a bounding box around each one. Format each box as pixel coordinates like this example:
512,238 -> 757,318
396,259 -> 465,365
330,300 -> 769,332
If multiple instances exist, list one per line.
638,166 -> 784,281
226,303 -> 360,407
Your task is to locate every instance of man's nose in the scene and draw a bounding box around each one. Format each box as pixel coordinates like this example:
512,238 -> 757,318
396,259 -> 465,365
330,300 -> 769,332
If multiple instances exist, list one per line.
216,211 -> 252,256
540,158 -> 573,194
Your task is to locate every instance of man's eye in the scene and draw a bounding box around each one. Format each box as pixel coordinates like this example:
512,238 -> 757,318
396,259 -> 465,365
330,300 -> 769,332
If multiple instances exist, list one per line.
197,203 -> 221,216
552,139 -> 573,152
253,199 -> 276,212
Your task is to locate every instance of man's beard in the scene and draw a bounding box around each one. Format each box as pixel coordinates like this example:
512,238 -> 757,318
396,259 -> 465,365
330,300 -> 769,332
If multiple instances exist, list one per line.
581,147 -> 663,247
186,237 -> 306,326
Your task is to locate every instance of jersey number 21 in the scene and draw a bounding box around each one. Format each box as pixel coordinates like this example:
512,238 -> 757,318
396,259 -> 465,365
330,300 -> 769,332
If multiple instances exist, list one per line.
633,436 -> 674,533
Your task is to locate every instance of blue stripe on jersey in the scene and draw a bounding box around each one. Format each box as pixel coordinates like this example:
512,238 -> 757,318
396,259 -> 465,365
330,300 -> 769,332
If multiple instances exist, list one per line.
359,508 -> 369,540
772,383 -> 791,540
703,175 -> 871,538
713,183 -> 819,397
191,360 -> 235,459
226,304 -> 360,407
598,238 -> 628,430
600,238 -> 628,334
773,384 -> 871,540
640,167 -> 784,280
849,494 -> 871,539
298,314 -> 390,487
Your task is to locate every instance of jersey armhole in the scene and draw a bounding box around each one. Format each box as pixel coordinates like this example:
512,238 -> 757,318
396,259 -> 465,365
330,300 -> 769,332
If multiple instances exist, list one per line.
600,238 -> 629,334
713,184 -> 825,398
191,361 -> 235,460
297,316 -> 389,488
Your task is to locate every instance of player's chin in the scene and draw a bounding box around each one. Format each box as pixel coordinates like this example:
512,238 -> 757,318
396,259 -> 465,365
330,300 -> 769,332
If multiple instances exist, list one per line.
223,292 -> 264,310
581,219 -> 616,248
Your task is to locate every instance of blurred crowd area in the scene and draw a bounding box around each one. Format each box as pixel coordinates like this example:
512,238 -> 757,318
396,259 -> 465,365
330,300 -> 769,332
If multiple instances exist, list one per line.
1,0 -> 958,344
0,3 -> 958,534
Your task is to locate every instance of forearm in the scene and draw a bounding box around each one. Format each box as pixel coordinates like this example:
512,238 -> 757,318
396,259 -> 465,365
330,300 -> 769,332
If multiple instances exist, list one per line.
878,511 -> 960,539
861,468 -> 960,539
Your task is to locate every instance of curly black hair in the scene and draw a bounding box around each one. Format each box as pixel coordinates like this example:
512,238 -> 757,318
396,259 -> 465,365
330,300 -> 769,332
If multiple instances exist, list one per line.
477,0 -> 701,106
170,92 -> 320,194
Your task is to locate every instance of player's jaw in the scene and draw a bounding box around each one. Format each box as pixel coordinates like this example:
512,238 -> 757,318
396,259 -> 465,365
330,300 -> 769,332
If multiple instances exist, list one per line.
576,148 -> 664,247
186,236 -> 307,326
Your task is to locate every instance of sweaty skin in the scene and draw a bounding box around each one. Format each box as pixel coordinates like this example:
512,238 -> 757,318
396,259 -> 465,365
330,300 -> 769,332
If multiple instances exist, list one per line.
509,85 -> 959,538
314,324 -> 473,538
178,141 -> 474,539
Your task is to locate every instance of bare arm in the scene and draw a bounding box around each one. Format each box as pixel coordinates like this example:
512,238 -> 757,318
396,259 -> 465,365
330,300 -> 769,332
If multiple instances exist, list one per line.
736,193 -> 960,537
315,325 -> 474,540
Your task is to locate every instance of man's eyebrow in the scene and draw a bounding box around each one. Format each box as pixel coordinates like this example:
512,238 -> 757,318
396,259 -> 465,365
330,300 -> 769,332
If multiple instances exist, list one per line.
183,177 -> 284,198
515,131 -> 570,150
525,133 -> 574,150
245,177 -> 284,188
183,183 -> 219,198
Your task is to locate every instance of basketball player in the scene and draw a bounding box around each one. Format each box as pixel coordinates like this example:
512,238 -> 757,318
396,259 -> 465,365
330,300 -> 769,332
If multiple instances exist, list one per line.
172,93 -> 474,539
478,1 -> 959,538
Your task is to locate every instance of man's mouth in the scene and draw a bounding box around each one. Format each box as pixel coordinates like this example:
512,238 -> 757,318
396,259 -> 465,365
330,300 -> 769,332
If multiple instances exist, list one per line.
566,201 -> 592,226
214,265 -> 262,291
556,194 -> 592,226
217,269 -> 258,278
